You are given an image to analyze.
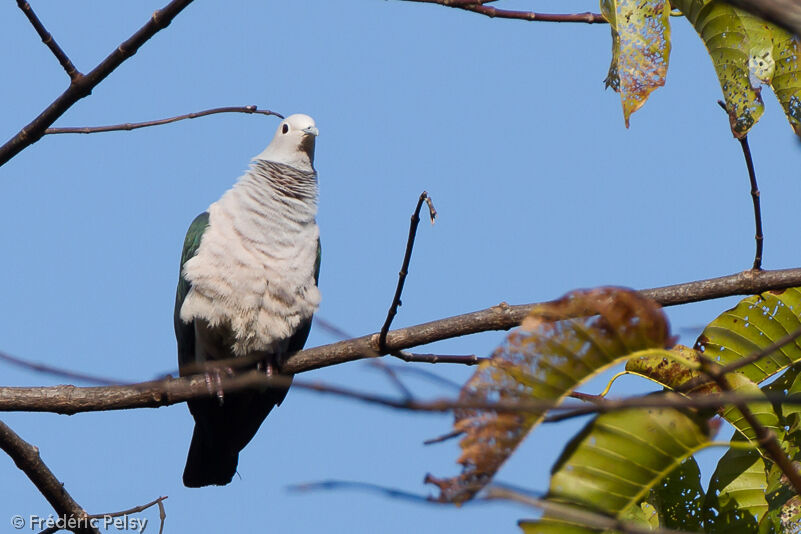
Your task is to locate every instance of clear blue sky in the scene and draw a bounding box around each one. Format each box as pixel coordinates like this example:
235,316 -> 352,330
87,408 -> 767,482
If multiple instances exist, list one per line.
1,1 -> 800,533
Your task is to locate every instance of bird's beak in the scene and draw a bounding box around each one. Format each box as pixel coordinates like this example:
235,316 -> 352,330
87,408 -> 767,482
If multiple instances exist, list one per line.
303,126 -> 319,137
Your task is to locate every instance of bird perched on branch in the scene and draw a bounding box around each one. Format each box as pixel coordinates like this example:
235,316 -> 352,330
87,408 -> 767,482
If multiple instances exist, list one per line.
174,114 -> 321,487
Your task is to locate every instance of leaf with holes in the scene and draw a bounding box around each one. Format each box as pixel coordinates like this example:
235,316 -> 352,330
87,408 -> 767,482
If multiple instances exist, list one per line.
642,456 -> 705,531
703,433 -> 767,532
695,288 -> 801,382
674,0 -> 767,136
758,456 -> 801,532
522,406 -> 712,532
769,27 -> 801,136
600,0 -> 671,127
673,0 -> 801,137
426,288 -> 671,503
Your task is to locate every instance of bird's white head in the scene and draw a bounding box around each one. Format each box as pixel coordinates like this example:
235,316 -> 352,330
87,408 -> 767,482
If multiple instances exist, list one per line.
255,113 -> 319,172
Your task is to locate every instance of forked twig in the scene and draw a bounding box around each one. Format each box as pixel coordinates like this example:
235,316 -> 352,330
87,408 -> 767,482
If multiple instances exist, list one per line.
0,0 -> 196,167
0,420 -> 99,534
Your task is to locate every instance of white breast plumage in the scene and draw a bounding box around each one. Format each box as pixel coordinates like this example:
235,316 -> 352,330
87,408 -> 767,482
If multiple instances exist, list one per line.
180,160 -> 320,356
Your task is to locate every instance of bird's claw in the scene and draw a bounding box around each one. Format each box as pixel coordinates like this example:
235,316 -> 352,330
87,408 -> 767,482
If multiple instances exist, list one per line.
204,366 -> 235,405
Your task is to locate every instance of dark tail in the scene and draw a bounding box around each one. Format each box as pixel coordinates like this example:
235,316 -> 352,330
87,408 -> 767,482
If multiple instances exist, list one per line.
182,425 -> 238,488
181,380 -> 292,488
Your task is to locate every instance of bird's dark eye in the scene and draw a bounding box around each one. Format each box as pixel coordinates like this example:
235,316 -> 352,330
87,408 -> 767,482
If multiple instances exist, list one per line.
282,124 -> 289,134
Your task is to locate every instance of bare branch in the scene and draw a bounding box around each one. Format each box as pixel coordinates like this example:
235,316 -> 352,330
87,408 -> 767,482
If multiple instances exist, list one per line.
6,367 -> 801,418
2,268 -> 801,387
391,352 -> 483,365
44,106 -> 284,135
287,267 -> 801,374
379,191 -> 436,352
87,496 -> 166,520
0,0 -> 195,167
16,1 -> 80,80
0,420 -> 99,534
397,0 -> 607,23
0,349 -> 123,386
717,100 -> 764,270
739,135 -> 764,270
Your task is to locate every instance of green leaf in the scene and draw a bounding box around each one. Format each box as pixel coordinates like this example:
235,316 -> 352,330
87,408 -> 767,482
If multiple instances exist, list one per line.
768,29 -> 801,136
673,0 -> 766,136
696,288 -> 801,383
600,0 -> 671,127
626,346 -> 782,443
644,456 -> 705,530
758,459 -> 801,533
673,0 -> 801,137
720,373 -> 783,443
704,433 -> 767,532
524,406 -> 711,532
779,367 -> 801,431
427,288 -> 671,503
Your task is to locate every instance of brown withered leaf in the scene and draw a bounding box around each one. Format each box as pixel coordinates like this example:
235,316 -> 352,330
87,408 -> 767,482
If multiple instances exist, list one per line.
426,287 -> 670,503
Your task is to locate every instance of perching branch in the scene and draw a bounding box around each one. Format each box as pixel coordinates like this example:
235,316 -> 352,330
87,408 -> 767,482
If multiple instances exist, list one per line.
0,0 -> 195,167
2,268 -> 801,389
44,106 -> 284,135
0,420 -> 99,534
16,1 -> 79,80
286,267 -> 801,373
397,0 -> 607,23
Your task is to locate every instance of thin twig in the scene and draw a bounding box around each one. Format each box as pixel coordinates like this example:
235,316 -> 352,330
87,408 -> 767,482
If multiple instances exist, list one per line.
291,479 -> 689,534
44,106 -> 284,135
740,136 -> 764,270
0,0 -> 195,167
382,364 -> 463,390
16,0 -> 80,80
313,317 -> 353,341
365,360 -> 415,398
717,100 -> 763,270
378,191 -> 437,353
391,352 -> 483,365
398,0 -> 607,23
0,350 -> 124,385
0,420 -> 99,534
87,496 -> 167,519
